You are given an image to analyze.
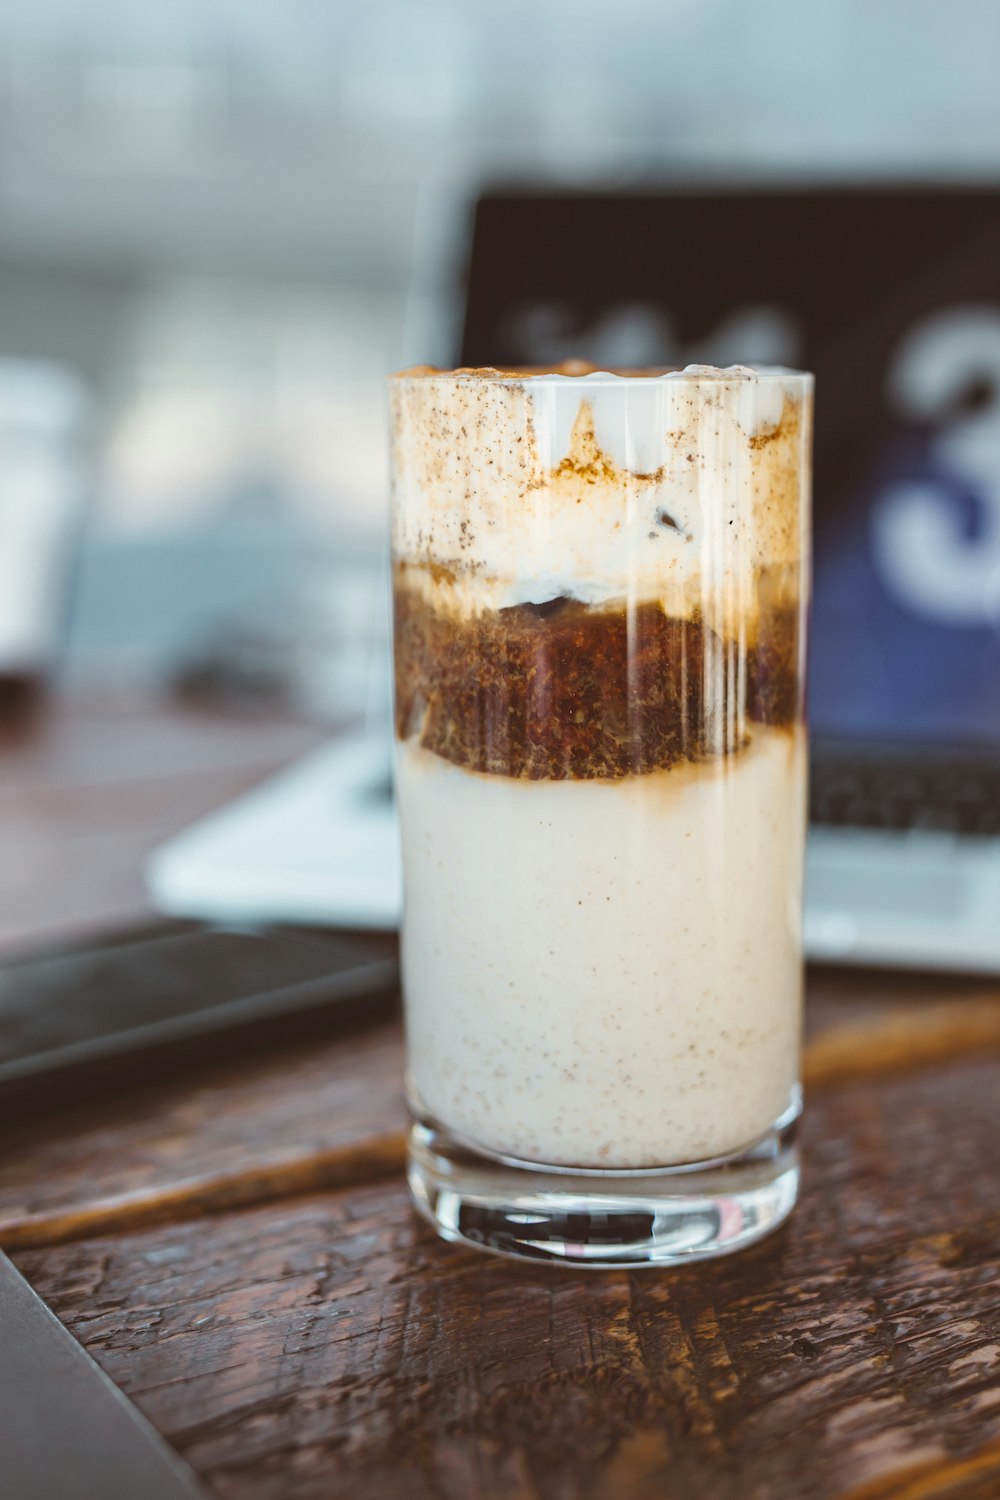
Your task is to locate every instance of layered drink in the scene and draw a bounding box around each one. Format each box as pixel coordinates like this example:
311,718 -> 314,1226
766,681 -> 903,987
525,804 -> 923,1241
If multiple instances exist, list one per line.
390,363 -> 812,1263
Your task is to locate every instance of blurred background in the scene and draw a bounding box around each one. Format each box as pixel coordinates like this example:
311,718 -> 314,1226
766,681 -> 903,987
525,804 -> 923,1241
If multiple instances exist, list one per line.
3,0 -> 1000,971
4,0 -> 1000,719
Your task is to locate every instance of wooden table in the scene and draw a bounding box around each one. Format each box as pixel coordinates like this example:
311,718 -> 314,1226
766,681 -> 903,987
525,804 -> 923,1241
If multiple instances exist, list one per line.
4,694 -> 1000,1500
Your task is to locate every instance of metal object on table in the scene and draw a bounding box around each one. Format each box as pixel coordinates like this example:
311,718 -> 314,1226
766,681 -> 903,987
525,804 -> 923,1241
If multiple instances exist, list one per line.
0,1251 -> 208,1500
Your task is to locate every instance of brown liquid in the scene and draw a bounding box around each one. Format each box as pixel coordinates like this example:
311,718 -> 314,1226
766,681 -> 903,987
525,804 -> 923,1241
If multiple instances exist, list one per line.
394,574 -> 800,782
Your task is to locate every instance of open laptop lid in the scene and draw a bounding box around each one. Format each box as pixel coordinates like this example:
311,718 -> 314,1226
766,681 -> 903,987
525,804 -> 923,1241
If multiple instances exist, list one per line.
459,187 -> 1000,757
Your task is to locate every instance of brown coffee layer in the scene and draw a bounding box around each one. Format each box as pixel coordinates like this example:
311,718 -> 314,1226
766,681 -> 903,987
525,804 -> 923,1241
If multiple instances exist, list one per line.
394,575 -> 801,781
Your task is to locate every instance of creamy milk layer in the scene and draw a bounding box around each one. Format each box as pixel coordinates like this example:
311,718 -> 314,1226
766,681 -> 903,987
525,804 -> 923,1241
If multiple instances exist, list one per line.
390,365 -> 812,625
398,726 -> 806,1168
391,363 -> 810,1170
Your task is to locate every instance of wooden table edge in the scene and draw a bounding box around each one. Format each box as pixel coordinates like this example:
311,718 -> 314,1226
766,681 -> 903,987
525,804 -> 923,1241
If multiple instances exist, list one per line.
4,994 -> 1000,1253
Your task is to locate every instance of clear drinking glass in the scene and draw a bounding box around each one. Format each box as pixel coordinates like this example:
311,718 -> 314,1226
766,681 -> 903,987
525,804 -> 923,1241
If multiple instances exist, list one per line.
390,363 -> 812,1267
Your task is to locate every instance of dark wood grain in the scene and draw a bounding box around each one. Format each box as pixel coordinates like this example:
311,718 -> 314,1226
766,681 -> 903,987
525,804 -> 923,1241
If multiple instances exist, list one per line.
6,694 -> 1000,1500
15,1055 -> 1000,1500
0,1019 -> 407,1250
5,983 -> 1000,1254
803,992 -> 1000,1086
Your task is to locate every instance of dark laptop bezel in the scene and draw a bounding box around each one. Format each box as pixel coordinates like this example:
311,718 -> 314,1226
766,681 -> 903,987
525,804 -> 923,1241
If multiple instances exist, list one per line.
458,182 -> 1000,776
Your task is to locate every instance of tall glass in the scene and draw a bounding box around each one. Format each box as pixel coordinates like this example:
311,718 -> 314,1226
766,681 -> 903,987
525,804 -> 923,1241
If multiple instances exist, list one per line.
390,364 -> 812,1267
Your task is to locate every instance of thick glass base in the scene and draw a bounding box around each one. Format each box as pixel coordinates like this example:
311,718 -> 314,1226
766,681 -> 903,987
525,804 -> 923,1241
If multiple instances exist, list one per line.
408,1101 -> 800,1268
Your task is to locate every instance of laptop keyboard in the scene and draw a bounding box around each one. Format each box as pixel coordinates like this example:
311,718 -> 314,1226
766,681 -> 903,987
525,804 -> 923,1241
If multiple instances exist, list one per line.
810,752 -> 1000,837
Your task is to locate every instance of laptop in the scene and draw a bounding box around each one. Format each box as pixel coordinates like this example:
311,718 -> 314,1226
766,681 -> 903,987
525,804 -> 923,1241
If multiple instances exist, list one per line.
150,185 -> 1000,973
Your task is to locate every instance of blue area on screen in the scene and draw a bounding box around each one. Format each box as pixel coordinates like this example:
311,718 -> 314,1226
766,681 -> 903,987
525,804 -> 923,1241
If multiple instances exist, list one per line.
811,426 -> 1000,748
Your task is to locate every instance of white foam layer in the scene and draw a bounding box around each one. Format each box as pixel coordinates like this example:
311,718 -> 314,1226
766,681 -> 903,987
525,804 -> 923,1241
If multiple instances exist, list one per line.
390,365 -> 811,615
397,726 -> 806,1168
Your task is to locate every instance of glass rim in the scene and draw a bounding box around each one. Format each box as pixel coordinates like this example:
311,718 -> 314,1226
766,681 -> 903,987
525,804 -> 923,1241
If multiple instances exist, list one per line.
389,362 -> 813,389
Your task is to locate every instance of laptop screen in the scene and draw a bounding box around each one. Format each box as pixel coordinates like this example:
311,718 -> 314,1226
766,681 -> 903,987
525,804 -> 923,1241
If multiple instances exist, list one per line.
459,188 -> 1000,752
